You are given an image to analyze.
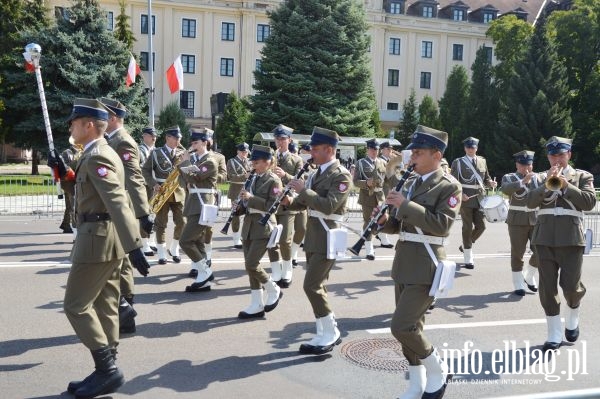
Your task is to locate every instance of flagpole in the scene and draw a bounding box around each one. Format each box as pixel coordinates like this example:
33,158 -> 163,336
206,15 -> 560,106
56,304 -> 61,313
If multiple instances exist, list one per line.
147,0 -> 155,128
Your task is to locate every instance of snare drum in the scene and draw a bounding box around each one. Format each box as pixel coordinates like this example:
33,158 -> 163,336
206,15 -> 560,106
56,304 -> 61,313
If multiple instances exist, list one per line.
481,195 -> 509,223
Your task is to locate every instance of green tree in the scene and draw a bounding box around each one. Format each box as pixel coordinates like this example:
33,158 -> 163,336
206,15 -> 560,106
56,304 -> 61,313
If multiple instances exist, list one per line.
439,65 -> 470,160
398,88 -> 418,144
114,0 -> 135,51
156,101 -> 190,147
215,92 -> 252,159
418,95 -> 441,130
497,20 -> 572,173
548,0 -> 600,174
2,0 -> 148,169
250,0 -> 378,137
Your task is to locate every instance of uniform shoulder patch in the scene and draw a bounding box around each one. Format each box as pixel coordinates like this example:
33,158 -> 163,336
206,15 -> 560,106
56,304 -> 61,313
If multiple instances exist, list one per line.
338,182 -> 349,193
272,185 -> 282,196
447,195 -> 459,208
121,152 -> 132,161
96,166 -> 109,177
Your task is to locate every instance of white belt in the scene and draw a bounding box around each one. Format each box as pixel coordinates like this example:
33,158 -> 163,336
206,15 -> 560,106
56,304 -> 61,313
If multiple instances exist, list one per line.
461,184 -> 480,189
248,208 -> 264,215
509,205 -> 537,212
372,188 -> 383,192
308,210 -> 344,222
155,178 -> 166,183
399,232 -> 447,246
189,188 -> 217,194
537,207 -> 583,218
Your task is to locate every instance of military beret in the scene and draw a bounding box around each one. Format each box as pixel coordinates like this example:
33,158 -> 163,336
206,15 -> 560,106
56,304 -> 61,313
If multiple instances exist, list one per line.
67,98 -> 109,122
406,125 -> 448,153
250,144 -> 273,161
99,97 -> 127,118
309,127 -> 339,147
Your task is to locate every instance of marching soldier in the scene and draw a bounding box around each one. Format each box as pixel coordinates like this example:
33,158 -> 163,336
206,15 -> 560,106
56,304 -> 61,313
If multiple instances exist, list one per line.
138,126 -> 157,256
237,145 -> 284,318
292,143 -> 313,266
177,129 -> 219,292
141,126 -> 186,265
59,138 -> 80,235
100,97 -> 153,334
451,137 -> 497,269
282,127 -> 352,355
379,125 -> 460,399
500,150 -> 542,296
226,142 -> 252,249
49,98 -> 149,398
527,137 -> 596,352
376,141 -> 396,249
268,124 -> 303,287
354,139 -> 387,260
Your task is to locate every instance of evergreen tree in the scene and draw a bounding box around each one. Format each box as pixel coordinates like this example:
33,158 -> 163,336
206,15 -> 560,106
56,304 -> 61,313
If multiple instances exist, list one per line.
250,0 -> 378,137
2,0 -> 148,158
464,46 -> 499,171
418,95 -> 441,129
114,0 -> 135,51
439,65 -> 470,160
398,88 -> 418,144
156,101 -> 190,147
215,92 -> 252,159
497,20 -> 572,173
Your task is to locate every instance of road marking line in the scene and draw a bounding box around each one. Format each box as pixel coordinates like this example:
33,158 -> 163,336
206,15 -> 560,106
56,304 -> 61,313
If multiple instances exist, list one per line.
366,318 -> 558,334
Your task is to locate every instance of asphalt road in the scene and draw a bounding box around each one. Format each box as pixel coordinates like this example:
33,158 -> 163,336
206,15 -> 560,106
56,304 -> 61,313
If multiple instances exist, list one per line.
1,215 -> 599,399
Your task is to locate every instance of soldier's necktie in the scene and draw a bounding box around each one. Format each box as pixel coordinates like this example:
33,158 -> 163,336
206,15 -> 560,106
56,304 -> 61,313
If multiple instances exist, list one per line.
472,158 -> 477,168
278,153 -> 284,165
414,177 -> 423,191
315,167 -> 322,179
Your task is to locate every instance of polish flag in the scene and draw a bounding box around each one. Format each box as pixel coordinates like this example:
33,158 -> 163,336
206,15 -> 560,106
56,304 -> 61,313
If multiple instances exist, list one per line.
22,51 -> 35,73
125,54 -> 141,87
166,56 -> 184,94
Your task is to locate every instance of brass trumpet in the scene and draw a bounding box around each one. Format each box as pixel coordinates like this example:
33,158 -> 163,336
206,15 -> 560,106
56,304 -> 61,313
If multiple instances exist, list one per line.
545,166 -> 564,191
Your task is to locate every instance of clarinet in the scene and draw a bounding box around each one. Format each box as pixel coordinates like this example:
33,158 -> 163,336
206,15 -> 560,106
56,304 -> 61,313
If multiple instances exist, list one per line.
220,169 -> 256,235
349,164 -> 415,255
258,161 -> 312,226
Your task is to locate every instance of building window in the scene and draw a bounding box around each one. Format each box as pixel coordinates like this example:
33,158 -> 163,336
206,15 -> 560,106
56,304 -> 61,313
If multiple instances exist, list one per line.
181,54 -> 195,74
483,46 -> 493,63
180,91 -> 194,110
222,22 -> 235,41
421,41 -> 433,58
387,102 -> 399,111
422,5 -> 434,18
389,38 -> 401,55
420,72 -> 432,89
388,69 -> 399,86
141,14 -> 155,35
106,11 -> 113,31
182,18 -> 196,38
453,9 -> 465,21
255,59 -> 262,72
389,1 -> 404,14
257,24 -> 270,42
452,44 -> 463,61
220,58 -> 234,76
483,11 -> 495,23
140,52 -> 155,71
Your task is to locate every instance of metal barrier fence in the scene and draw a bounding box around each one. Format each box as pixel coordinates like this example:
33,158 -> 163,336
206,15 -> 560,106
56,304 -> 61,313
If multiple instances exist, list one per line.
1,174 -> 599,246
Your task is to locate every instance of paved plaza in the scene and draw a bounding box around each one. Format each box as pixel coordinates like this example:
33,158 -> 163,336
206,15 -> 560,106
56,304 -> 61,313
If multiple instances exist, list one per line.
1,214 -> 599,398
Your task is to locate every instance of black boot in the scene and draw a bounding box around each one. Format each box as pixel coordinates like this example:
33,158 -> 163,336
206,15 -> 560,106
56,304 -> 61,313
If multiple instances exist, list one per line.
74,346 -> 124,398
67,347 -> 118,393
118,296 -> 137,334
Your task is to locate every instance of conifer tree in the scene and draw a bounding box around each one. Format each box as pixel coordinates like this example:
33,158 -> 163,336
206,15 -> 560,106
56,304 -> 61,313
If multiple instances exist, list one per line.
114,0 -> 135,51
215,92 -> 252,159
439,65 -> 470,160
418,95 -> 441,129
251,0 -> 378,136
156,101 -> 190,146
398,88 -> 418,144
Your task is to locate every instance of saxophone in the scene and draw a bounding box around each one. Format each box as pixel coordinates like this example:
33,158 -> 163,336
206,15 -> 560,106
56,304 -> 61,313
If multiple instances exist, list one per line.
149,147 -> 189,214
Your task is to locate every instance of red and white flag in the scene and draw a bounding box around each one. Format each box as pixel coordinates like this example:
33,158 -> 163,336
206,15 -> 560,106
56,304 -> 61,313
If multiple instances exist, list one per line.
125,54 -> 141,87
22,51 -> 35,73
166,56 -> 184,94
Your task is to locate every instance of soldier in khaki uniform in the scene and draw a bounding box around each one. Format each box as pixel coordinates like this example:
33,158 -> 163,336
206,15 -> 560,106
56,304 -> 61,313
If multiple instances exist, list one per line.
138,126 -> 157,256
268,124 -> 303,287
59,139 -> 80,234
237,145 -> 284,318
354,139 -> 387,260
226,142 -> 252,249
450,137 -> 497,269
376,140 -> 396,249
49,98 -> 149,398
142,126 -> 186,264
500,150 -> 543,296
527,137 -> 596,352
379,125 -> 460,399
283,127 -> 352,355
100,97 -> 153,334
176,129 -> 220,292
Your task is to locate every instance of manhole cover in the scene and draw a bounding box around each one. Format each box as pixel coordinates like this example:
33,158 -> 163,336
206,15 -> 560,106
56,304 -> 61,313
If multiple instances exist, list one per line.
341,338 -> 408,372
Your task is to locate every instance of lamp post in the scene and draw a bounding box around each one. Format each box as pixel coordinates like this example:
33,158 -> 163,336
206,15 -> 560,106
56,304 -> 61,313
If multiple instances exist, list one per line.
25,43 -> 63,198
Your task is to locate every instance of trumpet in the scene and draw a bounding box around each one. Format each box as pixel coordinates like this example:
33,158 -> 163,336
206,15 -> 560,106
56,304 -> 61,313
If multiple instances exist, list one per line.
545,166 -> 564,191
220,169 -> 256,235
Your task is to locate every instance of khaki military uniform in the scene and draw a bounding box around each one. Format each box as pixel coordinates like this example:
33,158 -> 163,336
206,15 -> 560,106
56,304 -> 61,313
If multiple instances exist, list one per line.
138,142 -> 154,221
527,167 -> 596,316
381,169 -> 462,364
354,156 -> 386,241
63,138 -> 142,350
107,128 -> 150,299
141,145 -> 186,243
178,153 -> 219,262
288,160 -> 352,317
60,147 -> 79,228
241,172 -> 283,289
226,155 -> 251,233
500,172 -> 544,271
203,150 -> 227,244
450,156 -> 494,249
